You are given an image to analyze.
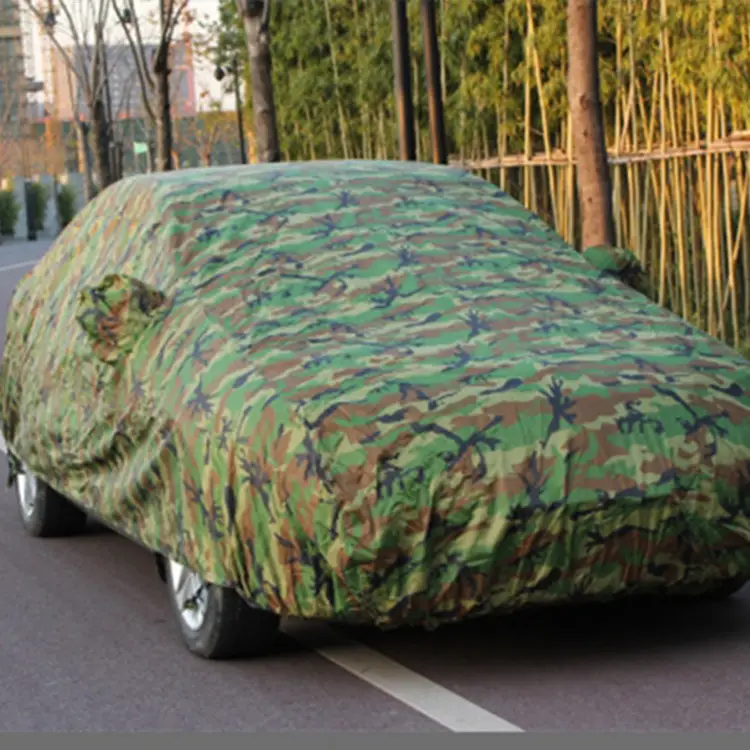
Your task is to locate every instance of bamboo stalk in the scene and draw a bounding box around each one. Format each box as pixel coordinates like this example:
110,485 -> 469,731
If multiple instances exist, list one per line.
459,59 -> 467,163
525,0 -> 558,229
482,121 -> 491,182
718,158 -> 750,317
742,157 -> 750,330
614,4 -> 623,247
660,12 -> 688,317
637,80 -> 656,290
718,103 -> 739,344
322,0 -> 351,159
322,110 -> 334,158
303,102 -> 317,160
500,0 -> 510,191
567,112 -> 575,246
351,0 -> 370,161
714,149 -> 724,338
628,0 -> 640,260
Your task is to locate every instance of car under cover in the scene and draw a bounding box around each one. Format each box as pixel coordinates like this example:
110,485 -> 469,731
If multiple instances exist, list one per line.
2,160 -> 750,629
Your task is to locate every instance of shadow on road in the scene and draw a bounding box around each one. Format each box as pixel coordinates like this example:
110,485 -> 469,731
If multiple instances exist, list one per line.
337,589 -> 750,671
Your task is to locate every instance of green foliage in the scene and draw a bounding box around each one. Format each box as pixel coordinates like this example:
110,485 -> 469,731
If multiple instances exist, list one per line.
56,185 -> 78,230
26,182 -> 48,233
0,191 -> 20,237
211,0 -> 749,163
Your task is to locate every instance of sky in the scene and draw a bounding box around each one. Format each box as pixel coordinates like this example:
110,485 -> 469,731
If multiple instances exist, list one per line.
20,0 -> 236,115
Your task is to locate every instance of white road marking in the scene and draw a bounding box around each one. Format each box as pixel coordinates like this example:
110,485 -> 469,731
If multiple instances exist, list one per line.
0,429 -> 523,733
285,620 -> 524,732
0,260 -> 38,273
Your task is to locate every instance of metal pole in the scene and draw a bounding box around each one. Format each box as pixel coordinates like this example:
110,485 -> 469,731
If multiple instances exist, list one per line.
20,94 -> 35,240
390,0 -> 415,161
233,59 -> 248,164
420,0 -> 447,164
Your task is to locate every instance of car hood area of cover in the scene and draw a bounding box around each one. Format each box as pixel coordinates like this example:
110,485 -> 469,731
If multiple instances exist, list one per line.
2,160 -> 750,628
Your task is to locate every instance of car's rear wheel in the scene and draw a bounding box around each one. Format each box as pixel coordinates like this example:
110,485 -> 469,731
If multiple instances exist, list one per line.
165,559 -> 281,660
15,462 -> 88,538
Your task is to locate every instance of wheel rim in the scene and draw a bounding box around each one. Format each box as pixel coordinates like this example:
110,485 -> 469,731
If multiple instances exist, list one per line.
16,466 -> 38,520
168,559 -> 209,631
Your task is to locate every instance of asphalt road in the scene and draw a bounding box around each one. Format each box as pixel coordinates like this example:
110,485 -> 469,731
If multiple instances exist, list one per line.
1,240 -> 750,732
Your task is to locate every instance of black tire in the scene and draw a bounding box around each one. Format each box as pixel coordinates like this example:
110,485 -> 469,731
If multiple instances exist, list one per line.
14,463 -> 88,538
165,560 -> 281,660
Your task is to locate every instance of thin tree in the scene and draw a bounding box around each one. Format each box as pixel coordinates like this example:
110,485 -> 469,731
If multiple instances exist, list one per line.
60,63 -> 96,200
567,0 -> 616,249
24,0 -> 114,194
235,0 -> 279,162
112,0 -> 190,172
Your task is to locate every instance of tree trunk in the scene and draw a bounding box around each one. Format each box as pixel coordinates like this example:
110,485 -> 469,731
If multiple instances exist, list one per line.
74,120 -> 95,203
391,0 -> 416,161
567,0 -> 616,249
421,0 -> 447,164
90,96 -> 112,193
154,48 -> 174,172
236,0 -> 280,163
147,138 -> 156,173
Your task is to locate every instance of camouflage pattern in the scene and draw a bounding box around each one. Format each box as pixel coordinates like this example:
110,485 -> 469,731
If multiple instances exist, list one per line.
581,245 -> 651,297
2,160 -> 750,629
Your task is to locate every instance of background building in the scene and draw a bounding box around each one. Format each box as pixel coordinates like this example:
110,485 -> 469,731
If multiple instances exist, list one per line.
50,36 -> 197,123
0,0 -> 26,134
112,38 -> 197,120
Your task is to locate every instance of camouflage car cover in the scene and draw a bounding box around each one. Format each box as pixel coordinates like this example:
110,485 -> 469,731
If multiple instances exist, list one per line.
2,160 -> 750,629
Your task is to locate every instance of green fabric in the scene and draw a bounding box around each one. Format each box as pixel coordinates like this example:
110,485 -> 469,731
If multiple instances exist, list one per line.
76,274 -> 168,364
582,245 -> 651,296
2,160 -> 750,629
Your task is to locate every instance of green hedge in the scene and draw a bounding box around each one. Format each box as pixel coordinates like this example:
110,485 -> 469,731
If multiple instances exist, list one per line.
57,184 -> 78,230
0,191 -> 19,237
26,182 -> 48,233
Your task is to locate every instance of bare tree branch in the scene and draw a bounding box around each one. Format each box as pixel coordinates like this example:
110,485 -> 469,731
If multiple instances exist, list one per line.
21,0 -> 112,105
21,1 -> 85,94
165,0 -> 189,42
127,0 -> 156,89
111,0 -> 156,122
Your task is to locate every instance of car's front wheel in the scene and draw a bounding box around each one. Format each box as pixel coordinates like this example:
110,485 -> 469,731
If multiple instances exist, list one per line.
165,559 -> 281,660
14,462 -> 88,538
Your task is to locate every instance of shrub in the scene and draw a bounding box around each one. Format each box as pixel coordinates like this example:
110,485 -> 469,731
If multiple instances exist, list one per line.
0,190 -> 20,237
56,184 -> 78,230
26,182 -> 48,233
